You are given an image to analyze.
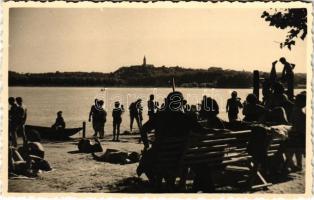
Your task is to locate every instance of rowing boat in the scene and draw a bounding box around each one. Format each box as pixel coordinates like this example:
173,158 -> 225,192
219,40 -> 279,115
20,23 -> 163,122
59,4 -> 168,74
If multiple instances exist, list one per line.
25,125 -> 83,139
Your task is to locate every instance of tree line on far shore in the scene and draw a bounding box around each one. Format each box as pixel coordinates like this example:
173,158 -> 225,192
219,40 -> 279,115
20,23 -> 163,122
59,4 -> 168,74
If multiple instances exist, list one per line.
9,66 -> 306,88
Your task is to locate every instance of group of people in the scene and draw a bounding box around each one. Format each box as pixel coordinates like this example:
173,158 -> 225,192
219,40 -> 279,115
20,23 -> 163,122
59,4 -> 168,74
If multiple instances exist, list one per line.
89,99 -> 107,139
9,97 -> 27,148
135,59 -> 306,191
137,87 -> 306,191
88,95 -> 161,142
8,97 -> 51,177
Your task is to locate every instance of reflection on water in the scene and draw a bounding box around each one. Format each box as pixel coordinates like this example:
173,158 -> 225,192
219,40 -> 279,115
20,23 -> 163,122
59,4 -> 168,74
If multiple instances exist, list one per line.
9,87 -> 304,137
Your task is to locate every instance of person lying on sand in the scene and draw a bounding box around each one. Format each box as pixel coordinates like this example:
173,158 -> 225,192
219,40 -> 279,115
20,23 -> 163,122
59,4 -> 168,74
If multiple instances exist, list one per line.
92,149 -> 140,165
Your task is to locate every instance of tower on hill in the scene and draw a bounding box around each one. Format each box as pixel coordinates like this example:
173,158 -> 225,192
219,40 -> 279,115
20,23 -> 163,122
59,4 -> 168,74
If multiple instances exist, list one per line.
143,56 -> 146,66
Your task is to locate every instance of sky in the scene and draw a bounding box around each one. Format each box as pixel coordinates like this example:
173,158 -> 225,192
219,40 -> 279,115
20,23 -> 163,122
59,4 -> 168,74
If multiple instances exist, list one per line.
9,7 -> 308,73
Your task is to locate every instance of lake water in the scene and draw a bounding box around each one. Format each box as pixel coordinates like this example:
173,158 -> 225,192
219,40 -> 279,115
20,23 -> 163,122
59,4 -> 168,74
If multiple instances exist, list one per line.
9,87 -> 304,137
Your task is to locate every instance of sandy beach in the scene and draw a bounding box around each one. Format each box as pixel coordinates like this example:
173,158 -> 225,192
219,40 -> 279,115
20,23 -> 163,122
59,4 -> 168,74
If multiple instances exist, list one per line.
8,133 -> 305,194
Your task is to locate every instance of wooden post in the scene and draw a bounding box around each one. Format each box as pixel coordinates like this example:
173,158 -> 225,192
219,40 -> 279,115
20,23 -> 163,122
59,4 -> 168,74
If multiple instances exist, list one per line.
82,121 -> 86,138
253,70 -> 259,101
171,77 -> 176,92
287,73 -> 294,100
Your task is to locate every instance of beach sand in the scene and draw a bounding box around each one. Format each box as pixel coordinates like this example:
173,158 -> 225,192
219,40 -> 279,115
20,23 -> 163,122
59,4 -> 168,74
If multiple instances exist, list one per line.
8,134 -> 305,194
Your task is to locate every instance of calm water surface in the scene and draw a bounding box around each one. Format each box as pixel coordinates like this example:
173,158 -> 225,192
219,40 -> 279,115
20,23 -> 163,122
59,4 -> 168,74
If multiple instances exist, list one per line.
9,87 -> 304,137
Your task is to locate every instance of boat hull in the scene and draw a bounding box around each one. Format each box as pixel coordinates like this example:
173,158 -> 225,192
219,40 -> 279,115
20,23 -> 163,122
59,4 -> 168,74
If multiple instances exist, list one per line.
25,125 -> 82,139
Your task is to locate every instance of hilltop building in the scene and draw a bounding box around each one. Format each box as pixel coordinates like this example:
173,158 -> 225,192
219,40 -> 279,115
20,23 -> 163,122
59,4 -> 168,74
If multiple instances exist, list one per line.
143,56 -> 146,66
129,56 -> 154,68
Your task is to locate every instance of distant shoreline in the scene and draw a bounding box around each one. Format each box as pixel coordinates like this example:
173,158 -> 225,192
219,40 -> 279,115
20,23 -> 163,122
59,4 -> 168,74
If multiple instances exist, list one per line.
8,85 -> 307,89
9,66 -> 307,89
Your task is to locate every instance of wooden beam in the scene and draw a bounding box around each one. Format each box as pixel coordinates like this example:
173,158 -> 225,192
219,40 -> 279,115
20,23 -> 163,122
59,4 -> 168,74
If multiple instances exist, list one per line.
253,70 -> 260,100
82,121 -> 86,138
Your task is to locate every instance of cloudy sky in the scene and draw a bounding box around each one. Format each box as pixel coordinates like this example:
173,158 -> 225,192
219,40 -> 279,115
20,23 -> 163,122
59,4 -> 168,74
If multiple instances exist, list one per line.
9,7 -> 308,73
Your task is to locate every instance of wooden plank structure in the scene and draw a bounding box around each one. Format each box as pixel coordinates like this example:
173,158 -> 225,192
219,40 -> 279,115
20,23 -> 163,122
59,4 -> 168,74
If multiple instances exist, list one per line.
148,129 -> 285,192
253,70 -> 260,100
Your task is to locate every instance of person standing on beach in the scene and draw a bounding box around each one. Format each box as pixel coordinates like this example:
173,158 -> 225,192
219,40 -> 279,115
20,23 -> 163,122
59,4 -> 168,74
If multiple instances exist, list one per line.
16,97 -> 27,147
280,57 -> 295,100
265,82 -> 293,121
112,101 -> 124,141
200,96 -> 225,129
9,97 -> 19,147
89,99 -> 99,137
129,99 -> 143,133
226,91 -> 243,122
147,95 -> 158,120
285,92 -> 306,172
138,91 -> 214,192
242,93 -> 265,122
96,100 -> 107,139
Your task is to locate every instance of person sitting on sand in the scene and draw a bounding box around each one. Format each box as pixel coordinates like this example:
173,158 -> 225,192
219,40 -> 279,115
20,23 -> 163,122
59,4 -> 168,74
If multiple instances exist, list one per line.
138,91 -> 214,192
242,93 -> 266,123
9,146 -> 36,177
9,145 -> 51,177
52,111 -> 66,130
285,92 -> 306,172
78,138 -> 103,153
200,96 -> 225,129
226,91 -> 243,122
112,101 -> 124,141
9,131 -> 51,178
129,99 -> 143,133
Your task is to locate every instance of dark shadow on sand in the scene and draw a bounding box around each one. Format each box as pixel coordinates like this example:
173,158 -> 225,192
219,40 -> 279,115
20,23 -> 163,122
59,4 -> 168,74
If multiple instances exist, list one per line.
67,150 -> 81,154
107,177 -> 152,193
41,137 -> 79,144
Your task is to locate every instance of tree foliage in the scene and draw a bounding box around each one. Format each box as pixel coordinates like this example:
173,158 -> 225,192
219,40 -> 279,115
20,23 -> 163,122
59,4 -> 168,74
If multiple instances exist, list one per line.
261,8 -> 307,50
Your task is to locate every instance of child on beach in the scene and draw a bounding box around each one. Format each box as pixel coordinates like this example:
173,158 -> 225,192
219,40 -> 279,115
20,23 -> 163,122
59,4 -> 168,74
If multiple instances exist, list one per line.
112,101 -> 124,141
226,91 -> 243,122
